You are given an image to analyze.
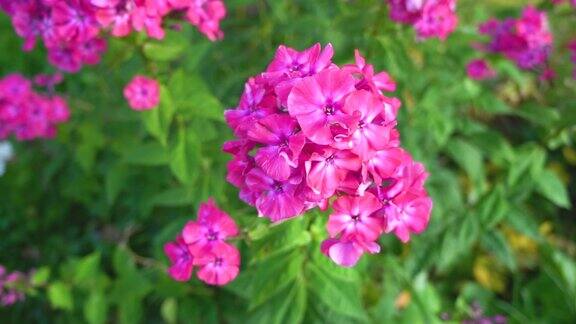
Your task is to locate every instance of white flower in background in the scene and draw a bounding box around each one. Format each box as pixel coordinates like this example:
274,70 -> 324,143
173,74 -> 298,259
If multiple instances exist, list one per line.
0,141 -> 13,176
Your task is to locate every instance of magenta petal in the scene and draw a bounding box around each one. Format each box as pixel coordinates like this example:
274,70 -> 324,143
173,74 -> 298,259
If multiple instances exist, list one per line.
328,241 -> 363,267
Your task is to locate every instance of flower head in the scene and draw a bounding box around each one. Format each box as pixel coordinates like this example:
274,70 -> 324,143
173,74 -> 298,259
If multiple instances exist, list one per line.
164,199 -> 241,286
123,75 -> 160,111
224,44 -> 432,267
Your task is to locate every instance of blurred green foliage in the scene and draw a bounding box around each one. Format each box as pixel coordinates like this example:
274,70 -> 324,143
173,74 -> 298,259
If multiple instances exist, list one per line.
1,0 -> 575,323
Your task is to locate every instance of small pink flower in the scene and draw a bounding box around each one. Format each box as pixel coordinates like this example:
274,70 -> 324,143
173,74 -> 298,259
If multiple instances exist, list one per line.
182,198 -> 239,254
164,235 -> 194,281
466,59 -> 496,80
164,199 -> 241,285
195,242 -> 240,286
123,75 -> 160,110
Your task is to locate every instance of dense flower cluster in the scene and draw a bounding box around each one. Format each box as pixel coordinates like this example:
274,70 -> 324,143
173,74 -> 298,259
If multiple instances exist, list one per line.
164,199 -> 240,286
466,59 -> 496,81
223,43 -> 432,267
0,74 -> 70,141
0,141 -> 13,176
569,40 -> 576,80
123,75 -> 160,110
0,265 -> 30,307
477,6 -> 553,71
0,0 -> 226,72
551,0 -> 576,7
387,0 -> 458,40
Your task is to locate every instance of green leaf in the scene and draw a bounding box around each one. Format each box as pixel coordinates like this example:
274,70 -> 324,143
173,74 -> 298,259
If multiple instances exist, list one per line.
446,138 -> 486,197
161,298 -> 178,324
141,85 -> 175,146
48,282 -> 74,311
477,185 -> 509,228
169,126 -> 201,185
113,246 -> 136,277
151,187 -> 194,207
84,291 -> 108,324
535,169 -> 571,208
169,70 -> 224,122
481,231 -> 517,271
105,163 -> 129,206
307,262 -> 368,322
248,250 -> 304,309
31,267 -> 51,286
143,31 -> 187,61
122,142 -> 169,166
74,252 -> 101,287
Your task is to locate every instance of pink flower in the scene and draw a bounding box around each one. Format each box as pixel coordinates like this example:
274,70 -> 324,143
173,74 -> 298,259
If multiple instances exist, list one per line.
186,0 -> 226,41
326,193 -> 383,242
247,113 -> 306,181
305,147 -> 361,198
195,242 -> 240,286
245,167 -> 306,222
182,199 -> 239,254
123,75 -> 160,110
287,69 -> 357,145
0,74 -> 70,142
224,44 -> 433,267
340,90 -> 396,159
164,235 -> 194,281
164,199 -> 241,285
477,6 -> 552,70
51,0 -> 100,43
466,59 -> 496,80
388,0 -> 458,40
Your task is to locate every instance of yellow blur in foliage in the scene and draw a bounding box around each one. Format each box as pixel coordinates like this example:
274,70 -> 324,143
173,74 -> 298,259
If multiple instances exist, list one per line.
473,255 -> 507,293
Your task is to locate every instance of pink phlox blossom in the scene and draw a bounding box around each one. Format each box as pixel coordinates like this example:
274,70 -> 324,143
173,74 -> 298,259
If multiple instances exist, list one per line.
123,75 -> 160,110
466,59 -> 496,80
388,0 -> 458,40
224,44 -> 433,266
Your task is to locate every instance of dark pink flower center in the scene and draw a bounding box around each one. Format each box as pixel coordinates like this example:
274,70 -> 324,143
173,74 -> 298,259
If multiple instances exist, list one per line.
324,103 -> 335,115
206,229 -> 219,241
214,257 -> 223,267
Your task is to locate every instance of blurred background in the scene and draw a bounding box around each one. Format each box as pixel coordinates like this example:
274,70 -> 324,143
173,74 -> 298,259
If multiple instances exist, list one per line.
0,0 -> 575,323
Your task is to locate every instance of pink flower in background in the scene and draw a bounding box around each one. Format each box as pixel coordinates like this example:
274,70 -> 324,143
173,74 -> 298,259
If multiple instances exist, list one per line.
466,59 -> 496,80
0,265 -> 31,307
223,43 -> 433,267
123,75 -> 160,111
569,40 -> 576,80
164,199 -> 241,286
477,6 -> 553,71
164,235 -> 194,281
1,0 -> 228,73
0,74 -> 70,142
388,0 -> 458,40
186,0 -> 227,41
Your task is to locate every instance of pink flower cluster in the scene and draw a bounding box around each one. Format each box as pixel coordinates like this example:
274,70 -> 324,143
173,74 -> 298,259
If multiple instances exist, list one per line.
551,0 -> 576,7
387,0 -> 458,40
569,40 -> 576,80
0,0 -> 226,72
164,199 -> 241,286
0,265 -> 29,307
0,74 -> 70,141
466,59 -> 496,81
223,44 -> 432,267
123,75 -> 160,110
477,6 -> 553,71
